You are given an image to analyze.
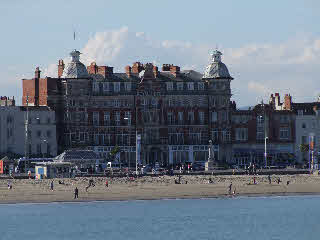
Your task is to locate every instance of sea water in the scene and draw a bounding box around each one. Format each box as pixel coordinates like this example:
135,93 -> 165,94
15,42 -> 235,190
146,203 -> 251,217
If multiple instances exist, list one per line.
0,195 -> 319,240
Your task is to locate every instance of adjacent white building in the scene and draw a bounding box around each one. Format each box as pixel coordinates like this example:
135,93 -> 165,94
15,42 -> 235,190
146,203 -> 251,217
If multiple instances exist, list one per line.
0,106 -> 57,157
294,110 -> 320,164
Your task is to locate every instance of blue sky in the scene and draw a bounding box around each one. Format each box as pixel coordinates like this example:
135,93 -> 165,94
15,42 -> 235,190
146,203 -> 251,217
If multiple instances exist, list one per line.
1,0 -> 320,106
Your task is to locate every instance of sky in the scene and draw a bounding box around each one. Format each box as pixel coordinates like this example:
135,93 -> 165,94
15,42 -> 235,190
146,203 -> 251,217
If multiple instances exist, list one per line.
1,0 -> 320,107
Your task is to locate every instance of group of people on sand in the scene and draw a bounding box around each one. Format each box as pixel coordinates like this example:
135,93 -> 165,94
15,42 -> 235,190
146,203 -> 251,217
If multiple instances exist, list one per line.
47,178 -> 111,200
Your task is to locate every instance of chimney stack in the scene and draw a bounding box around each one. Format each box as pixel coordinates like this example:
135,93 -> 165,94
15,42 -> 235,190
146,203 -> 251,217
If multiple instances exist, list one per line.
125,65 -> 132,77
97,66 -> 113,78
58,60 -> 65,78
132,62 -> 144,73
284,94 -> 292,110
170,65 -> 180,77
35,67 -> 41,79
87,62 -> 98,74
162,64 -> 172,71
153,66 -> 159,78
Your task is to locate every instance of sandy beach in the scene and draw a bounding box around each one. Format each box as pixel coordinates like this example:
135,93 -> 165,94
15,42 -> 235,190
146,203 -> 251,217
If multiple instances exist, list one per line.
0,174 -> 320,204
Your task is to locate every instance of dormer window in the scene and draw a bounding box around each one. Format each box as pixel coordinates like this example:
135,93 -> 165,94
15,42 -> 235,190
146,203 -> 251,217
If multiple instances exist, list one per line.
93,82 -> 99,93
114,82 -> 120,92
187,82 -> 194,90
125,82 -> 131,91
198,82 -> 204,90
177,82 -> 183,91
103,82 -> 109,92
166,82 -> 173,91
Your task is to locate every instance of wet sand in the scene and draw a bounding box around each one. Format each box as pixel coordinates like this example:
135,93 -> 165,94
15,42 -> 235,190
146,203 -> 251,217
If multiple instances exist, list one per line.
0,174 -> 320,204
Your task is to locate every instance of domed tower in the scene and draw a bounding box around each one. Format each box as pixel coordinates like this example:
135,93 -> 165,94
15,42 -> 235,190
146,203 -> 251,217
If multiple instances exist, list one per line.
202,50 -> 233,164
61,50 -> 89,78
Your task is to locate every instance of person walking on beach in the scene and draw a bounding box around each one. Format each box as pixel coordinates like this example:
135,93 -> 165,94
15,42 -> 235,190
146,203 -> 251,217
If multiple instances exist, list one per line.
228,182 -> 232,195
7,180 -> 12,190
105,179 -> 109,188
268,174 -> 271,184
50,180 -> 54,191
74,187 -> 79,199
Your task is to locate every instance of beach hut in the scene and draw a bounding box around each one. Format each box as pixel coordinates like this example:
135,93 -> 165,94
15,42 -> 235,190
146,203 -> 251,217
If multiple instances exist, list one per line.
35,162 -> 73,179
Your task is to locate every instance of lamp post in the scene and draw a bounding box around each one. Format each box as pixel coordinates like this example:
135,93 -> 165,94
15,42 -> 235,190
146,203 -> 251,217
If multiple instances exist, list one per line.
260,100 -> 268,168
24,95 -> 30,173
124,117 -> 131,170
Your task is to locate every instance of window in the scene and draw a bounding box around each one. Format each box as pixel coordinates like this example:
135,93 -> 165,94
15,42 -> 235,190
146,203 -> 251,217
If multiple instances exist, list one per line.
114,100 -> 121,107
211,112 -> 217,122
279,127 -> 290,140
37,144 -> 41,155
221,111 -> 228,122
103,82 -> 109,92
177,82 -> 183,91
168,112 -> 174,124
125,82 -> 131,91
37,130 -> 41,137
93,82 -> 99,93
302,123 -> 306,129
47,130 -> 51,138
104,112 -> 110,125
212,97 -> 216,106
166,82 -> 173,91
187,82 -> 194,90
257,115 -> 264,124
188,112 -> 194,123
199,111 -> 205,124
115,112 -> 120,126
114,82 -> 120,92
141,98 -> 148,106
235,128 -> 248,141
280,115 -> 289,123
47,117 -> 51,124
198,82 -> 204,90
93,112 -> 99,125
178,112 -> 183,123
298,110 -> 303,116
301,136 -> 307,144
47,144 -> 51,156
125,111 -> 131,125
151,98 -> 157,106
36,118 -> 40,124
222,130 -> 230,142
212,129 -> 219,142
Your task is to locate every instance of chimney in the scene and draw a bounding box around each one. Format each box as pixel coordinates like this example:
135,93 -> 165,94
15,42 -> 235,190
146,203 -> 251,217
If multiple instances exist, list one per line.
162,64 -> 172,71
170,65 -> 180,77
87,62 -> 98,74
153,66 -> 159,78
97,66 -> 113,78
58,60 -> 65,78
35,67 -> 41,79
132,62 -> 144,73
125,65 -> 132,77
284,94 -> 292,110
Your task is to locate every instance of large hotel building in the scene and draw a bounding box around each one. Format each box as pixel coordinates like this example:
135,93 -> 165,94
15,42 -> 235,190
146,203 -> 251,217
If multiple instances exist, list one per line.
22,49 -> 234,166
22,49 -> 319,167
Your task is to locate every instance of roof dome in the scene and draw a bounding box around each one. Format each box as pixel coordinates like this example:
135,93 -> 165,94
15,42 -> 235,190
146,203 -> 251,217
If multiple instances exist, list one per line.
61,50 -> 89,78
202,50 -> 232,79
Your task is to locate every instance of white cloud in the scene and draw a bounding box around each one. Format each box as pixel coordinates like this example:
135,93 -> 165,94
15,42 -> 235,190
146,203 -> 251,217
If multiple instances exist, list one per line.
43,26 -> 320,107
